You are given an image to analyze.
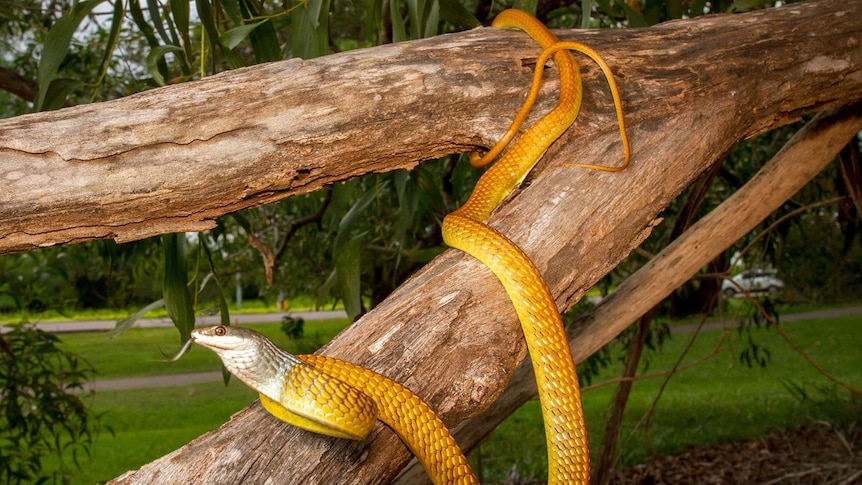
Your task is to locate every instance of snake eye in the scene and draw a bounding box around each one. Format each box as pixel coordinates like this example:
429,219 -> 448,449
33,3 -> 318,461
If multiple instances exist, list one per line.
214,326 -> 227,336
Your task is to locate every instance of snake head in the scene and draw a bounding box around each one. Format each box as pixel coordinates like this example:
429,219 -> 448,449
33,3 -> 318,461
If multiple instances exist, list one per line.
192,325 -> 252,352
192,325 -> 301,396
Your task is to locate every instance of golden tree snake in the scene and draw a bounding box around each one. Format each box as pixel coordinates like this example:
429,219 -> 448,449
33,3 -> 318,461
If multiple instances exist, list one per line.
190,9 -> 629,484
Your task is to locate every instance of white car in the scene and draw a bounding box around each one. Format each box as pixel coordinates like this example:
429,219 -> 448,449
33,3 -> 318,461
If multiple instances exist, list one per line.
722,269 -> 784,297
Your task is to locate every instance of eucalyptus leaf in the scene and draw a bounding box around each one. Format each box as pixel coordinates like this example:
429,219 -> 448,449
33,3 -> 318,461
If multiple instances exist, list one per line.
90,0 -> 125,102
406,0 -> 423,39
107,298 -> 165,338
162,233 -> 195,343
36,0 -> 105,111
580,0 -> 594,28
147,0 -> 171,44
220,0 -> 243,25
690,0 -> 708,17
196,0 -> 245,69
421,0 -> 439,39
146,44 -> 184,85
438,0 -> 479,29
218,20 -> 269,50
171,0 -> 191,49
335,237 -> 363,321
39,78 -> 81,111
334,181 -> 384,250
390,0 -> 407,42
290,0 -> 331,59
201,240 -> 231,328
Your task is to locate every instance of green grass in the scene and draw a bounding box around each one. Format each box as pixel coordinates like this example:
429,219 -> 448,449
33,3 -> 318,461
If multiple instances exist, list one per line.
0,296 -> 338,324
470,315 -> 862,482
43,319 -> 350,483
45,383 -> 258,484
56,319 -> 350,379
45,313 -> 861,484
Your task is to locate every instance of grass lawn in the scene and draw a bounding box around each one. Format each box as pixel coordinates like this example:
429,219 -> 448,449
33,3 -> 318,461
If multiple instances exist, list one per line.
471,315 -> 862,482
46,313 -> 861,484
71,383 -> 258,484
56,319 -> 350,379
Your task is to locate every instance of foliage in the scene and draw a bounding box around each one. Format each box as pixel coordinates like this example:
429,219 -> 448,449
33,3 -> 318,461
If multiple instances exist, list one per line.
280,315 -> 305,339
0,327 -> 98,484
3,0 -> 851,326
0,240 -> 162,316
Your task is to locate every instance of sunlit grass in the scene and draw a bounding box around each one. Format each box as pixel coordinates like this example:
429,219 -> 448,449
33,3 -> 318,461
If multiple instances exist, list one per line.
55,319 -> 350,379
46,314 -> 861,484
0,296 -> 340,324
470,315 -> 862,482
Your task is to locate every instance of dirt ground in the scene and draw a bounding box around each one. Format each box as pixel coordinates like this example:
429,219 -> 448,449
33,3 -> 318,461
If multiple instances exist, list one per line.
608,422 -> 862,484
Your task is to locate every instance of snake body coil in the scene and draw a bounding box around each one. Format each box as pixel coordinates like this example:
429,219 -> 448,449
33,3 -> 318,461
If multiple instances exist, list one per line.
443,10 -> 589,483
192,9 -> 630,484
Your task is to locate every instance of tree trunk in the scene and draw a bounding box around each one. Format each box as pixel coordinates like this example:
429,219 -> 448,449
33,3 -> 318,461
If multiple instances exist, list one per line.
1,0 -> 859,483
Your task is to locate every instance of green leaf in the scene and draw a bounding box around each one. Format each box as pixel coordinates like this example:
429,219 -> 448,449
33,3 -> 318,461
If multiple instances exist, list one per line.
389,0 -> 408,42
171,0 -> 192,59
580,0 -> 594,28
438,0 -> 479,29
201,237 -> 232,385
108,299 -> 166,338
421,0 -> 439,39
221,0 -> 243,25
290,0 -> 331,59
392,169 -> 417,257
334,181 -> 383,250
512,0 -> 538,16
218,20 -> 269,50
238,0 -> 282,63
617,1 -> 648,27
666,0 -> 683,19
335,237 -> 363,321
146,44 -> 184,85
90,0 -> 125,102
689,0 -> 708,17
147,0 -> 171,44
171,0 -> 190,44
40,78 -> 81,111
230,212 -> 253,233
162,233 -> 196,343
35,0 -> 105,111
196,0 -> 245,69
406,0 -> 423,38
201,240 -> 231,327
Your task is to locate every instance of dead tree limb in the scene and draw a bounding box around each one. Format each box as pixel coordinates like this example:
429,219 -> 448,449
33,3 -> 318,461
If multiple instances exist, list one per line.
399,101 -> 862,485
1,0 -> 861,254
1,0 -> 857,483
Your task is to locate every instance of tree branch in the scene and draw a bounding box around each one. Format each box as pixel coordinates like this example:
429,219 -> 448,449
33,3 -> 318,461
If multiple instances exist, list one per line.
394,97 -> 862,484
2,0 -> 861,254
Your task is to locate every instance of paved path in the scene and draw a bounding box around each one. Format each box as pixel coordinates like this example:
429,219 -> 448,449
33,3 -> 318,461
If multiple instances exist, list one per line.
672,305 -> 862,334
0,309 -> 348,334
47,306 -> 862,392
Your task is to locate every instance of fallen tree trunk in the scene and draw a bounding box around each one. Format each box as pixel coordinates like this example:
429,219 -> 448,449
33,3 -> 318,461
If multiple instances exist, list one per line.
2,0 -> 858,483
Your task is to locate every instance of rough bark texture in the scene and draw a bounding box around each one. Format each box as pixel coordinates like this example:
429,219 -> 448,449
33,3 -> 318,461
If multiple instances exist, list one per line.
1,0 -> 858,483
397,101 -> 862,485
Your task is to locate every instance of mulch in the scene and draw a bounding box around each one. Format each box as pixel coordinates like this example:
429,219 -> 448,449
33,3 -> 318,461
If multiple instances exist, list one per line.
609,422 -> 862,484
